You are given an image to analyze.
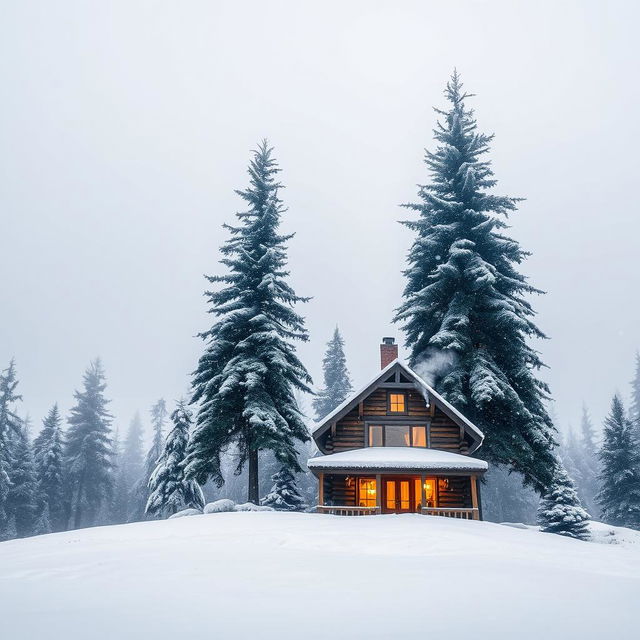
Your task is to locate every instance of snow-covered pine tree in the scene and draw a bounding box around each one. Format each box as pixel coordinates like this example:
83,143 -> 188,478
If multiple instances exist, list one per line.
575,405 -> 600,517
146,400 -> 204,517
121,413 -> 145,522
596,395 -> 640,529
109,428 -> 129,524
559,427 -> 584,496
32,503 -> 52,536
0,360 -> 22,533
33,404 -> 66,532
0,514 -> 17,541
6,419 -> 38,537
65,359 -> 114,529
630,351 -> 640,428
186,141 -> 312,504
537,461 -> 590,541
312,327 -> 353,421
139,398 -> 168,518
261,467 -> 306,511
394,71 -> 556,491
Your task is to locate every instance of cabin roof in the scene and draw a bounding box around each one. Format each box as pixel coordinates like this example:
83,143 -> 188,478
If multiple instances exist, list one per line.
311,358 -> 484,451
308,447 -> 488,473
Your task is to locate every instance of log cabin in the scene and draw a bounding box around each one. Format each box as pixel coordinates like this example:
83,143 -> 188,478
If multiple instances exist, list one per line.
308,338 -> 488,520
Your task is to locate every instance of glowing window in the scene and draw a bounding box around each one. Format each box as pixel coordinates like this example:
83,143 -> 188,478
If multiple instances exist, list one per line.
412,426 -> 427,448
424,478 -> 436,507
358,478 -> 377,507
388,393 -> 406,413
369,425 -> 383,447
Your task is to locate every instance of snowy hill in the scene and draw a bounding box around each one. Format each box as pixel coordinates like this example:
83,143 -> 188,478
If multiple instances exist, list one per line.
1,513 -> 639,640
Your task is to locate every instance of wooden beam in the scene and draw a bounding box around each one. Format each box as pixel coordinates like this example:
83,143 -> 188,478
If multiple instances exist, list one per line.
420,474 -> 426,510
470,475 -> 479,520
375,474 -> 382,511
318,472 -> 324,507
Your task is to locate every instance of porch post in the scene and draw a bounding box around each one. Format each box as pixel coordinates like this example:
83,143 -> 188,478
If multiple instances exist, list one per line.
318,472 -> 324,507
470,475 -> 479,520
375,474 -> 382,513
420,474 -> 426,512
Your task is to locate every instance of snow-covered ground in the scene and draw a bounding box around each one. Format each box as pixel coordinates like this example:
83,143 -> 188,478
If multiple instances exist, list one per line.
1,513 -> 638,640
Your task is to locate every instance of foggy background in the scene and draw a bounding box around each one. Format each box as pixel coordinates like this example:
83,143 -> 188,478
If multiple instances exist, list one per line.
1,1 -> 638,438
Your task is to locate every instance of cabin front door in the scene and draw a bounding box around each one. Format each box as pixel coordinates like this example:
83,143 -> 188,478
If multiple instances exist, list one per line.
383,478 -> 413,513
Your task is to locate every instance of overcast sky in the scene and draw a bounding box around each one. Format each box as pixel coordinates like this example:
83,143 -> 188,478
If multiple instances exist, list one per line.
1,1 -> 638,439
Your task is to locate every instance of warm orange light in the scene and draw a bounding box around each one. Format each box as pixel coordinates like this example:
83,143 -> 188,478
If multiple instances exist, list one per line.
424,481 -> 434,501
389,393 -> 406,413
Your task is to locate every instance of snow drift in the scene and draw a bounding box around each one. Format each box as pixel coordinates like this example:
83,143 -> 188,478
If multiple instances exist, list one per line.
0,512 -> 638,639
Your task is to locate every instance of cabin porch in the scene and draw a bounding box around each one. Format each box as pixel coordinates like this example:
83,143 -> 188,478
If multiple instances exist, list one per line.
315,472 -> 481,520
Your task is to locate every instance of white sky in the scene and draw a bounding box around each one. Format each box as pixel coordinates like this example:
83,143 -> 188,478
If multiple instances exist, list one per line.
1,1 -> 638,438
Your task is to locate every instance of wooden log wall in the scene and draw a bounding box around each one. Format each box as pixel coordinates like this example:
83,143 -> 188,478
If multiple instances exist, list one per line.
437,476 -> 472,508
320,387 -> 473,454
325,475 -> 356,507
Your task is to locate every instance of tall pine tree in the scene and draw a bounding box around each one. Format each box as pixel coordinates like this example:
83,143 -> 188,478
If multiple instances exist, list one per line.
109,428 -> 129,525
312,327 -> 353,421
121,413 -> 145,522
146,400 -> 204,517
186,141 -> 312,503
6,419 -> 38,537
65,359 -> 114,529
596,395 -> 640,529
33,404 -> 66,532
630,351 -> 640,427
139,399 -> 168,518
394,71 -> 556,491
0,360 -> 22,536
576,405 -> 600,517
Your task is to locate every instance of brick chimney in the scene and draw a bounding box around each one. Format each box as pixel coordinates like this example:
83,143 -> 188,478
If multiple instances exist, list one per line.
380,337 -> 398,369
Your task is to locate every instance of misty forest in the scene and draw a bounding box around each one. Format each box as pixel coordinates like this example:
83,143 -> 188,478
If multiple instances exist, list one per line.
2,72 -> 639,543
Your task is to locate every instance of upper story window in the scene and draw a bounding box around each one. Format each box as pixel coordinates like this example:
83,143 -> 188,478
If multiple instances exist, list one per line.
388,392 -> 407,413
368,424 -> 427,448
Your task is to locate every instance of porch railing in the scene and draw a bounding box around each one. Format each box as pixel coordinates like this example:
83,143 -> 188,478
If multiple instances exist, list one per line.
316,505 -> 479,519
316,505 -> 380,516
421,507 -> 479,520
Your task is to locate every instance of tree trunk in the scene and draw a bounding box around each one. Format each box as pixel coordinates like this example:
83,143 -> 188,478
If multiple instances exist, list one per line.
248,448 -> 259,504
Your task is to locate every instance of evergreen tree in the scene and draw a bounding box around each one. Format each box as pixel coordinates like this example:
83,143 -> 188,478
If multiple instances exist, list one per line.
481,464 -> 539,524
33,404 -> 66,531
630,351 -> 640,427
312,327 -> 353,421
576,405 -> 600,517
6,420 -> 38,537
121,413 -> 145,522
109,428 -> 129,525
0,360 -> 22,532
261,467 -> 306,511
186,141 -> 312,503
537,461 -> 590,541
596,395 -> 640,529
0,514 -> 17,541
146,401 -> 204,517
394,71 -> 556,491
140,399 -> 168,517
32,503 -> 52,536
65,359 -> 114,529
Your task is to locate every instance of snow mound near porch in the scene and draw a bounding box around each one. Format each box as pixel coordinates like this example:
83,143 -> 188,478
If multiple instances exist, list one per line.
0,513 -> 638,640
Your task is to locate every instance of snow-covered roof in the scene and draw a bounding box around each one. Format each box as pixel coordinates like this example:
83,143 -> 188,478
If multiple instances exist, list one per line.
307,447 -> 488,473
311,359 -> 484,451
